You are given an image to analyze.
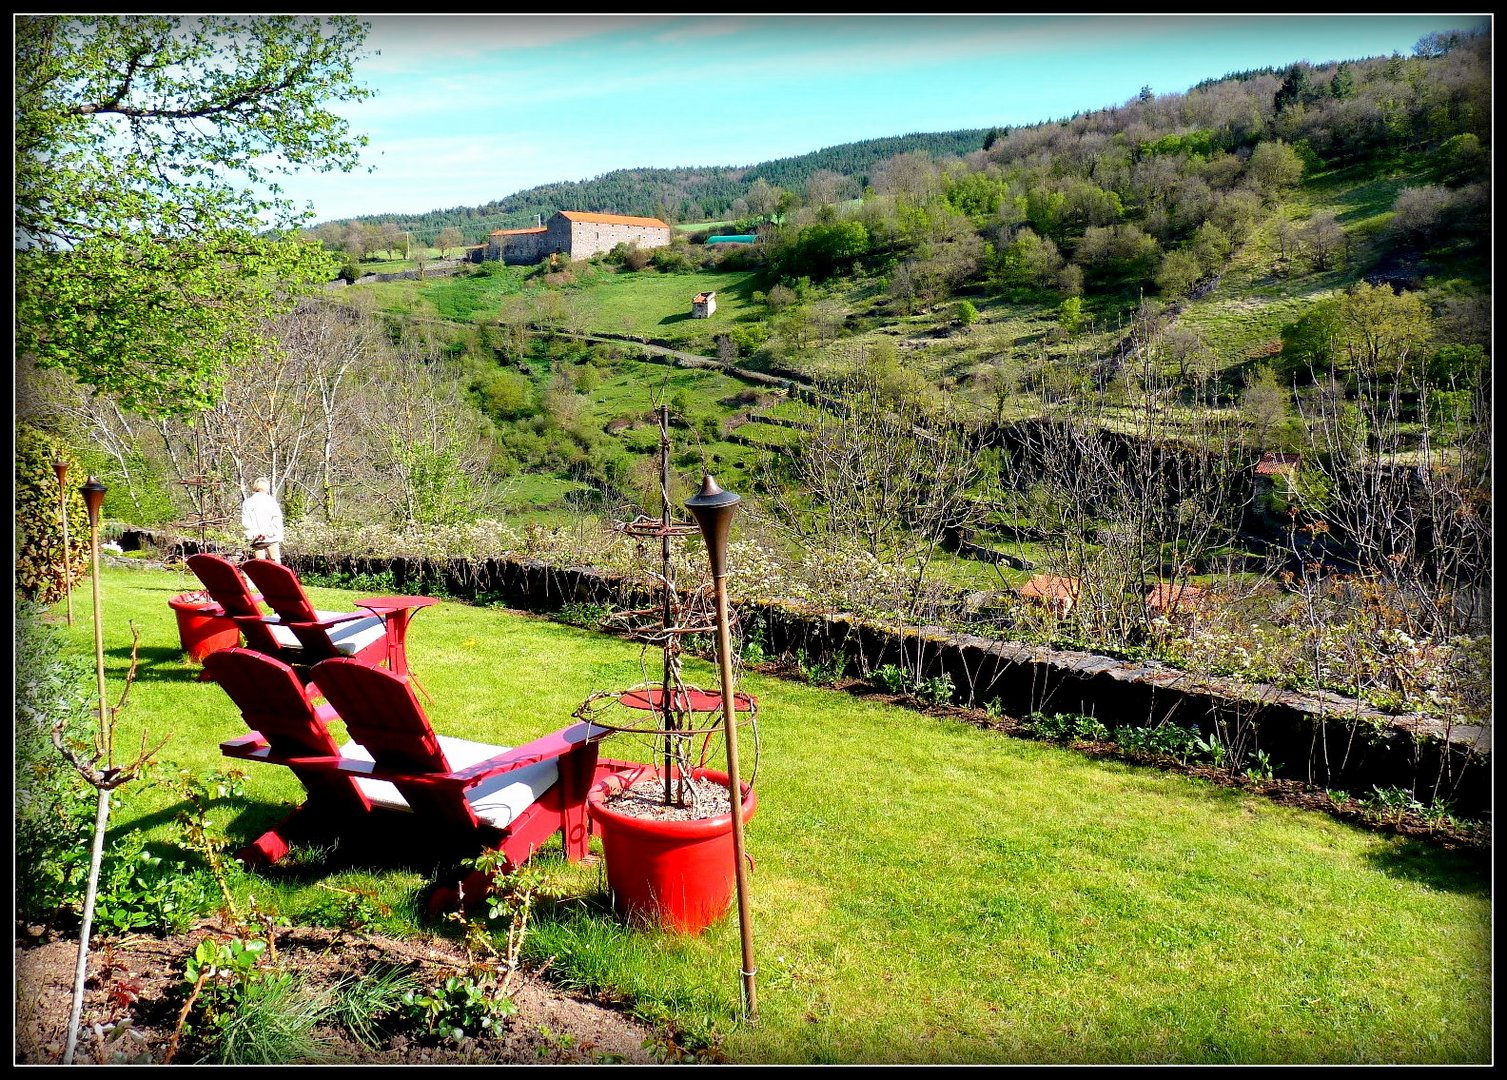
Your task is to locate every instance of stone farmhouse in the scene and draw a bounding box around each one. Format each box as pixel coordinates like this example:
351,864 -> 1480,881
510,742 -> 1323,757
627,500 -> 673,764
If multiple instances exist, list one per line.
487,210 -> 671,265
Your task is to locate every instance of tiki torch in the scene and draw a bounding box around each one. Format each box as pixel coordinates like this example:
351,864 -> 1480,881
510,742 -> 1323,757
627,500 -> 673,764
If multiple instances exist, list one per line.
55,457 -> 73,625
685,475 -> 757,1022
63,476 -> 109,1066
80,477 -> 110,761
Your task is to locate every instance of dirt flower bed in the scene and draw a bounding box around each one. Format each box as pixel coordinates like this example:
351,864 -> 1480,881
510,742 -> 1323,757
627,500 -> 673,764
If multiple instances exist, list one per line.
14,924 -> 655,1065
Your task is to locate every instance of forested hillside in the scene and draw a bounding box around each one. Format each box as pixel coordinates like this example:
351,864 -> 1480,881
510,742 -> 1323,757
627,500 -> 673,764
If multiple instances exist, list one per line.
315,129 -> 992,245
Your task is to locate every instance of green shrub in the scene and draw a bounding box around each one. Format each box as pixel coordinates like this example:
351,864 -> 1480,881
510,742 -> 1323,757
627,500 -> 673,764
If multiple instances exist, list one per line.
555,602 -> 612,629
872,664 -> 910,694
917,674 -> 955,706
15,424 -> 90,605
738,620 -> 767,665
402,974 -> 518,1045
15,606 -> 96,924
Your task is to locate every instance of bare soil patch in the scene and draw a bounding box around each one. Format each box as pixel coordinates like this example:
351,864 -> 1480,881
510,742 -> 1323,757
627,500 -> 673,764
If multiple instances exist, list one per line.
14,924 -> 655,1065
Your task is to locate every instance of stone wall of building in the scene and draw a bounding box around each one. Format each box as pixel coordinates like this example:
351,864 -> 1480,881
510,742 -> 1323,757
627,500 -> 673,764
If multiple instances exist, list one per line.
562,218 -> 669,260
490,230 -> 549,264
487,214 -> 671,264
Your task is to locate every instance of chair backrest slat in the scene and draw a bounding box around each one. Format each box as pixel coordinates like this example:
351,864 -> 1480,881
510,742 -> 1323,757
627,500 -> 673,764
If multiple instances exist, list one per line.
187,553 -> 262,619
312,657 -> 478,830
206,648 -> 370,811
240,559 -> 320,624
186,554 -> 287,656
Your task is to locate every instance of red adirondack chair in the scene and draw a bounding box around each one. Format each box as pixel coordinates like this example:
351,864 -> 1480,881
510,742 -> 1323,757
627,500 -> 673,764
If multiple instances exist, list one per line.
215,648 -> 612,911
206,647 -> 373,864
185,553 -> 307,664
239,559 -> 405,671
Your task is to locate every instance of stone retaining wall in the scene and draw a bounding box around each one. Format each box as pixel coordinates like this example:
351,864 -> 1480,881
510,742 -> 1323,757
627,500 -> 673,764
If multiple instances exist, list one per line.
279,550 -> 1490,818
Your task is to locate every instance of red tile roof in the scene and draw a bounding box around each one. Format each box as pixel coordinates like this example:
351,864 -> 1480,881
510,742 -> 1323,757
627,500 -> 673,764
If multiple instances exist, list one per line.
489,226 -> 548,236
559,210 -> 670,228
1255,452 -> 1301,476
1018,575 -> 1081,602
1146,582 -> 1207,611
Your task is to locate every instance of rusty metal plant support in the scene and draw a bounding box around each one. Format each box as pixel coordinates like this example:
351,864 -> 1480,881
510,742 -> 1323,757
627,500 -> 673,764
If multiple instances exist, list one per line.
574,405 -> 758,812
54,457 -> 73,625
686,473 -> 758,1023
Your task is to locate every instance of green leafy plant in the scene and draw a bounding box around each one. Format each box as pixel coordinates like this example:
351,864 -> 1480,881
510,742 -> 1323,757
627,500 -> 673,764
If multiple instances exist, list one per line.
1024,711 -> 1076,740
1357,785 -> 1424,825
171,768 -> 251,918
401,973 -> 518,1045
917,674 -> 955,706
1113,722 -> 1205,763
94,836 -> 216,935
556,601 -> 612,629
738,620 -> 768,665
1196,730 -> 1228,768
872,663 -> 910,694
794,647 -> 845,686
638,1007 -> 727,1064
1072,714 -> 1111,742
1243,749 -> 1280,782
1416,800 -> 1460,830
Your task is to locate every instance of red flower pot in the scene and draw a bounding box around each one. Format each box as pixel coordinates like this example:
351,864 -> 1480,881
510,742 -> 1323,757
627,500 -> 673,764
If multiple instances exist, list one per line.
587,767 -> 756,935
168,592 -> 240,661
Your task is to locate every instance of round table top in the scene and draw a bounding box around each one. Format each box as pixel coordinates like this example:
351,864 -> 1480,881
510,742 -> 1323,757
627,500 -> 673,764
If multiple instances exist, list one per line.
354,595 -> 440,611
618,688 -> 755,713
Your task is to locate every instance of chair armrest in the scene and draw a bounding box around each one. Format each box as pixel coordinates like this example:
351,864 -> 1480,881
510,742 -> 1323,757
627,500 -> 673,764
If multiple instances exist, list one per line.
447,721 -> 611,789
221,732 -> 269,755
287,611 -> 371,629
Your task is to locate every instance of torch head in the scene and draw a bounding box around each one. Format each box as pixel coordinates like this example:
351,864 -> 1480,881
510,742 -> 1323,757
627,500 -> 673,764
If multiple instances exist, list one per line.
685,475 -> 740,579
80,477 -> 108,529
53,457 -> 69,484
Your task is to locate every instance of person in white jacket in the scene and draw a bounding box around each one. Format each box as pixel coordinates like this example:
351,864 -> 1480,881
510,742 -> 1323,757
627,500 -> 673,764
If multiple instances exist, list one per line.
241,477 -> 284,563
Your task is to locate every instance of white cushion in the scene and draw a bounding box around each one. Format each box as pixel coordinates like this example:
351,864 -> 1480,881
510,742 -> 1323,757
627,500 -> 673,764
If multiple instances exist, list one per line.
261,612 -> 384,655
268,623 -> 303,649
339,735 -> 559,829
322,615 -> 389,657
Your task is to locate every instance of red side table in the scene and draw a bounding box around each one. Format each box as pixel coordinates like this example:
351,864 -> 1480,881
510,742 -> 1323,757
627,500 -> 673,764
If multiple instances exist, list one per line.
354,595 -> 438,677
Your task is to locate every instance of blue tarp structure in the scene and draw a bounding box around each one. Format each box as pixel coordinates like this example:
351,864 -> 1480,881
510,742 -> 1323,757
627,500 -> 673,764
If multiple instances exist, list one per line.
705,234 -> 755,244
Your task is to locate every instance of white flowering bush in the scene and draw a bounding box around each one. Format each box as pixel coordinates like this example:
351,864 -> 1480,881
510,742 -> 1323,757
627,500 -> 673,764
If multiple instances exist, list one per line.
284,517 -> 1488,731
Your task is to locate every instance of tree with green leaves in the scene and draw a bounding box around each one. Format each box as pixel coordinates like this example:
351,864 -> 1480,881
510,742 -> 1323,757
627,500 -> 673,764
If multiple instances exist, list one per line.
1244,141 -> 1306,197
15,15 -> 373,416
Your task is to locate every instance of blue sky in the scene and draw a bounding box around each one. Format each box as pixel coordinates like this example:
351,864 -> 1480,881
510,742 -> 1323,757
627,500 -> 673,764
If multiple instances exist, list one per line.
282,14 -> 1492,224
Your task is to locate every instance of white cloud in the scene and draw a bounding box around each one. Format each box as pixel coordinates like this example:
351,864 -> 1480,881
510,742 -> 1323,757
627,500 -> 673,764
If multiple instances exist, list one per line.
360,14 -> 676,73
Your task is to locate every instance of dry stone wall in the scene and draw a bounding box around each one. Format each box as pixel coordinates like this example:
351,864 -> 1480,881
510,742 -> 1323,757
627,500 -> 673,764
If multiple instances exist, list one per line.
280,550 -> 1490,818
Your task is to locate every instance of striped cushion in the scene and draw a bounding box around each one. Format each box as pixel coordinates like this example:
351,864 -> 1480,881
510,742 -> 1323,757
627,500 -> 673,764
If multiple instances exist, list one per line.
321,614 -> 388,657
339,735 -> 559,829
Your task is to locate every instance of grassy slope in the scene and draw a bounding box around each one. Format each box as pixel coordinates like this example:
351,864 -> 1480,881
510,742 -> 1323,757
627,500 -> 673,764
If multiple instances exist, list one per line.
62,565 -> 1491,1064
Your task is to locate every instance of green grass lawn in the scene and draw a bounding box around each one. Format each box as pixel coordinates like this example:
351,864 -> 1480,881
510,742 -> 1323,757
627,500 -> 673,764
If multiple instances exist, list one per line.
572,269 -> 762,343
46,565 -> 1492,1064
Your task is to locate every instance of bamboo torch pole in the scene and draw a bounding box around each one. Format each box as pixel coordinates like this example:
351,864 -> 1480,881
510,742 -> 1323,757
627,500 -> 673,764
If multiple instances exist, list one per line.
63,477 -> 110,1065
685,475 -> 757,1022
55,457 -> 73,625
